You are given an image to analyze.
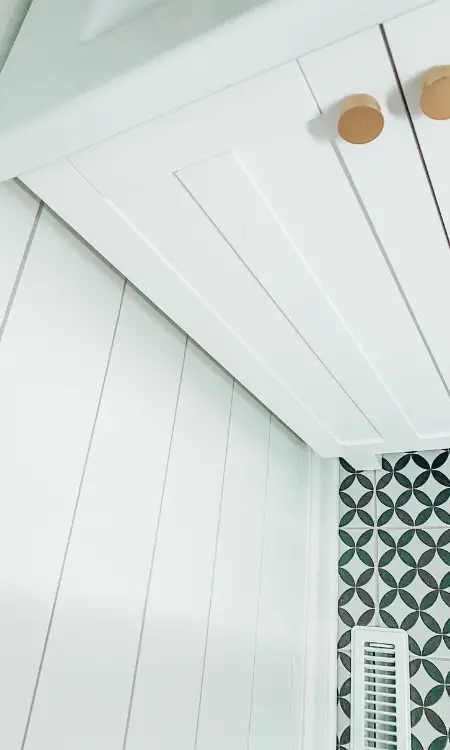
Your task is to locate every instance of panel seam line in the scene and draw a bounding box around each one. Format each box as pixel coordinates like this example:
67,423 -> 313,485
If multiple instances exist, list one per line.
192,379 -> 236,749
246,413 -> 272,749
121,333 -> 189,750
0,200 -> 43,344
20,275 -> 127,750
298,54 -> 450,403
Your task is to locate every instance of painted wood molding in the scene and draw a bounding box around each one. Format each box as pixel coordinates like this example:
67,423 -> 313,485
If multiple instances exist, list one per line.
301,452 -> 339,750
0,0 -> 434,180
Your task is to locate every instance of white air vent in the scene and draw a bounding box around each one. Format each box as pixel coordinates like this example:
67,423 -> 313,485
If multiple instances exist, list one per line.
351,627 -> 411,750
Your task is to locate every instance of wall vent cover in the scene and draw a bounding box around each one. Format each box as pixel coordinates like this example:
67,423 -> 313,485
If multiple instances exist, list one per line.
351,626 -> 411,750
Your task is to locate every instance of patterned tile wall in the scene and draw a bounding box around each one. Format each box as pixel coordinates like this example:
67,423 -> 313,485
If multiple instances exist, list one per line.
338,451 -> 450,750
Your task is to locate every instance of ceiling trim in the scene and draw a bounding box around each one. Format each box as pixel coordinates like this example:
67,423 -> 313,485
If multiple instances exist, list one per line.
0,0 -> 435,180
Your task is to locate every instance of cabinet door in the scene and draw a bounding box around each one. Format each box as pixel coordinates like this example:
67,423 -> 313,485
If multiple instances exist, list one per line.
384,1 -> 450,241
23,50 -> 450,467
0,0 -> 431,180
302,24 -> 450,456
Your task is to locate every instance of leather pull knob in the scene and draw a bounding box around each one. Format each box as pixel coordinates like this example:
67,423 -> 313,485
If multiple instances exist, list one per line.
338,94 -> 384,144
421,66 -> 450,120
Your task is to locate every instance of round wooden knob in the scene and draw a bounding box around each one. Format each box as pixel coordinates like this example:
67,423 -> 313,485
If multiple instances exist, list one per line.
421,66 -> 450,120
338,94 -> 384,144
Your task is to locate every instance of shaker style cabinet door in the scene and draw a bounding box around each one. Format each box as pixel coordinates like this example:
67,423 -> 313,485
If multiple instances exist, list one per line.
301,23 -> 450,456
0,0 -> 432,180
384,0 -> 450,233
20,4 -> 450,468
22,55 -> 436,468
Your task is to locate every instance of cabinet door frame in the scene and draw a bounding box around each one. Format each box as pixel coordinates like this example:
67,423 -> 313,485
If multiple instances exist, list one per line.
0,0 -> 432,180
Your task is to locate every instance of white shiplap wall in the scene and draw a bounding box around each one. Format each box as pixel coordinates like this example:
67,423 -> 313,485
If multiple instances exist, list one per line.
0,180 -> 336,750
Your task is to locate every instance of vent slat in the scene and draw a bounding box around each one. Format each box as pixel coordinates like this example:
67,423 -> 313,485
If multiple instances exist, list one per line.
365,728 -> 397,739
364,665 -> 397,674
352,627 -> 411,750
366,712 -> 397,722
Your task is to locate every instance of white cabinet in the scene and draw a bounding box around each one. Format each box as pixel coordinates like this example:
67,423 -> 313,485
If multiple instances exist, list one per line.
0,0 -> 432,180
6,0 -> 450,469
302,25 -> 450,445
385,1 -> 450,244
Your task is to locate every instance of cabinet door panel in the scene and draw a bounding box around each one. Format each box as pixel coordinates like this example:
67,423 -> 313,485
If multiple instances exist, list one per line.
302,25 -> 450,451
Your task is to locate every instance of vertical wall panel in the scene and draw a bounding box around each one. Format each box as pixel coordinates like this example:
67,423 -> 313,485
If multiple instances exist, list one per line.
289,446 -> 312,750
0,188 -> 320,750
125,341 -> 233,750
23,285 -> 186,750
0,180 -> 39,322
0,208 -> 123,747
249,419 -> 310,750
195,384 -> 270,750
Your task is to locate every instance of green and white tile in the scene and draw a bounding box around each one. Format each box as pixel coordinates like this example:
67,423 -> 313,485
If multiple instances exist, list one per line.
336,645 -> 450,750
378,528 -> 450,658
338,448 -> 450,749
339,458 -> 375,529
376,451 -> 450,527
409,658 -> 450,750
337,651 -> 351,750
338,527 -> 376,651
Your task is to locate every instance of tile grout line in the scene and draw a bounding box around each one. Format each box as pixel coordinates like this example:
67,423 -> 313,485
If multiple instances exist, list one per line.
339,459 -> 450,738
341,526 -> 450,530
121,333 -> 189,750
0,201 -> 43,345
20,276 -> 127,750
193,379 -> 236,750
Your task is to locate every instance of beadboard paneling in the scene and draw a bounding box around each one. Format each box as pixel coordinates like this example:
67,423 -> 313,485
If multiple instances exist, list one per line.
0,181 -> 335,750
124,342 -> 233,750
22,284 -> 186,750
0,199 -> 123,747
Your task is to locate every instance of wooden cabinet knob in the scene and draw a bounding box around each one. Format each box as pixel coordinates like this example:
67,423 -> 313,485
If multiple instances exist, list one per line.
421,66 -> 450,120
338,94 -> 384,144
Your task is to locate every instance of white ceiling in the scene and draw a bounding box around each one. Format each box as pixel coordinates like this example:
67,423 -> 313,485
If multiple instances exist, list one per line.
0,0 -> 32,71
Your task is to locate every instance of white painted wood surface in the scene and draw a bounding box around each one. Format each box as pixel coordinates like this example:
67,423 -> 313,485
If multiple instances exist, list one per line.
0,191 -> 124,747
301,454 -> 338,750
23,27 -> 450,468
22,285 -> 186,750
0,180 -> 38,323
195,385 -> 270,750
0,180 -> 337,750
124,342 -> 233,750
0,0 -> 433,179
23,62 -> 387,465
301,26 -> 450,443
384,0 -> 450,368
249,420 -> 309,750
0,0 -> 32,70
